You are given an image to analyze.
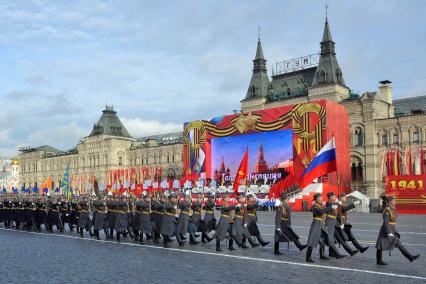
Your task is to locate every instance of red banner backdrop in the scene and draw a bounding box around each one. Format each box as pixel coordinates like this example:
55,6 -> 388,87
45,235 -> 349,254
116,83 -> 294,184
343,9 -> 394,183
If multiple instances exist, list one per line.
183,100 -> 350,193
386,174 -> 426,214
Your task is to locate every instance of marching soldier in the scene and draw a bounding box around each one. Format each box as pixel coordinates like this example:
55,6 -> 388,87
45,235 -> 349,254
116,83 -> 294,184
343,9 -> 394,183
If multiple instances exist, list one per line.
234,194 -> 259,249
325,192 -> 347,258
376,195 -> 420,265
93,195 -> 109,240
306,193 -> 335,263
213,194 -> 236,252
23,198 -> 34,230
335,193 -> 368,254
14,199 -> 25,230
176,193 -> 193,246
106,194 -> 116,239
34,198 -> 48,232
274,192 -> 306,255
161,193 -> 180,248
47,198 -> 64,233
69,199 -> 79,233
78,197 -> 93,238
246,193 -> 269,247
201,193 -> 216,243
150,195 -> 162,244
188,194 -> 204,243
0,197 -> 4,227
115,196 -> 131,241
134,193 -> 153,245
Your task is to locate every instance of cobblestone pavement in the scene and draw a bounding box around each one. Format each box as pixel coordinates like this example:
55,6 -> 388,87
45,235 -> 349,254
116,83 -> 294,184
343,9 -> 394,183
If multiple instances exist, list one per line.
1,212 -> 425,284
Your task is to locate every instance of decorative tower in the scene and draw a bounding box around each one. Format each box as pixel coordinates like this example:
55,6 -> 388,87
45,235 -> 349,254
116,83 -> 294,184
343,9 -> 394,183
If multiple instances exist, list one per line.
219,156 -> 226,175
308,17 -> 349,102
241,35 -> 270,111
255,143 -> 269,173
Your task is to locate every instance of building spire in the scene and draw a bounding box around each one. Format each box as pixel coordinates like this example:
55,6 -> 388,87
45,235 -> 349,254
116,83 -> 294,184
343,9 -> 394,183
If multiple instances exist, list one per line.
244,32 -> 270,100
311,17 -> 345,87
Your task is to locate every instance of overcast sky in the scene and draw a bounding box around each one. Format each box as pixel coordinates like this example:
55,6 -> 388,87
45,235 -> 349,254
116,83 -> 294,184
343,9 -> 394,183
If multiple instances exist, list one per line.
0,0 -> 425,157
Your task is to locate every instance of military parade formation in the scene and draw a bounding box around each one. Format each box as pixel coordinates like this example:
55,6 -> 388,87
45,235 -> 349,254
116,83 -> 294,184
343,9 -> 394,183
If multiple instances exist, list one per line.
0,190 -> 420,266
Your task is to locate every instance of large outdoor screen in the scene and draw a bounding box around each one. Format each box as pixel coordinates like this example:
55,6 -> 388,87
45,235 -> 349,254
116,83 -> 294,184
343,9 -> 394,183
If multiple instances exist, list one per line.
211,129 -> 293,186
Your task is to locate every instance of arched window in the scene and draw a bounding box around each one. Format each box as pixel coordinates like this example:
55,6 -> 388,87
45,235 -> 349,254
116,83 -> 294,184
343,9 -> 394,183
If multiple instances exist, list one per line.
413,131 -> 420,143
381,134 -> 388,146
393,133 -> 399,144
351,157 -> 363,182
354,129 -> 363,146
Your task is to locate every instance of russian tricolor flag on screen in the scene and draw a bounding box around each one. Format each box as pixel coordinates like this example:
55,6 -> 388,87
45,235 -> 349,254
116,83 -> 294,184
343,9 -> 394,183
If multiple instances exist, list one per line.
298,137 -> 337,189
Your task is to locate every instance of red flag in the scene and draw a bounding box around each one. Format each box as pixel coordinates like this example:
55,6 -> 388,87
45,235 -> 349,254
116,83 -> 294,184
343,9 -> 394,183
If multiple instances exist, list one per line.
233,148 -> 248,193
268,171 -> 296,199
387,150 -> 393,176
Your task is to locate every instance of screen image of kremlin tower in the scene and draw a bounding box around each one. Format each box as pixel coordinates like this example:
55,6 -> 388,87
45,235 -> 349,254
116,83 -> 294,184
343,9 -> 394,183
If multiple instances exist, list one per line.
211,129 -> 293,186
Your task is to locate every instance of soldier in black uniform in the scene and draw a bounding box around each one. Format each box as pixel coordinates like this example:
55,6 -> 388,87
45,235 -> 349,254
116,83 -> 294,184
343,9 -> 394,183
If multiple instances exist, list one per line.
233,194 -> 259,249
14,199 -> 25,230
213,194 -> 236,252
325,192 -> 353,257
106,195 -> 116,239
176,193 -> 192,246
69,199 -> 79,232
59,200 -> 72,231
150,195 -> 162,243
201,193 -> 216,243
161,193 -> 179,248
246,193 -> 269,247
334,193 -> 368,254
23,199 -> 34,230
3,199 -> 12,228
376,195 -> 420,265
134,193 -> 153,245
93,196 -> 109,240
306,193 -> 334,263
34,199 -> 48,232
188,194 -> 204,243
115,196 -> 131,241
274,192 -> 306,255
47,198 -> 64,233
78,197 -> 93,238
0,197 -> 4,226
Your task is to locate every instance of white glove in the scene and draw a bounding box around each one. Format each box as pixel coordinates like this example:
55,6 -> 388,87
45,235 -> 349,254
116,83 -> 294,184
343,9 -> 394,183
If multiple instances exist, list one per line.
66,214 -> 69,217
331,205 -> 338,209
338,201 -> 342,205
354,200 -> 360,205
244,224 -> 247,228
388,233 -> 395,238
274,199 -> 281,207
276,228 -> 281,232
235,204 -> 241,208
340,224 -> 344,229
173,205 -> 177,209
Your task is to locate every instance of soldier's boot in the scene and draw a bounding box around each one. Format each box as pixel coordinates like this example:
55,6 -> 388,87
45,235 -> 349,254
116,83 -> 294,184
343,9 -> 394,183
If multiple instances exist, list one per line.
256,234 -> 270,247
329,245 -> 345,259
88,228 -> 94,237
398,245 -> 420,262
376,249 -> 387,265
152,233 -> 159,244
274,242 -> 283,255
79,228 -> 84,238
176,234 -> 185,246
116,231 -> 121,242
133,230 -> 139,241
76,226 -> 80,234
128,228 -> 134,239
248,236 -> 260,248
294,238 -> 307,251
216,239 -> 222,252
104,228 -> 110,239
320,245 -> 330,260
59,224 -> 64,233
69,223 -> 74,231
140,234 -> 144,245
351,239 -> 369,253
49,224 -> 53,233
228,239 -> 237,251
343,243 -> 359,256
180,233 -> 187,240
329,247 -> 336,258
201,233 -> 207,243
146,234 -> 153,240
306,246 -> 314,263
203,232 -> 213,243
95,229 -> 101,240
189,233 -> 200,245
240,237 -> 249,249
163,236 -> 170,248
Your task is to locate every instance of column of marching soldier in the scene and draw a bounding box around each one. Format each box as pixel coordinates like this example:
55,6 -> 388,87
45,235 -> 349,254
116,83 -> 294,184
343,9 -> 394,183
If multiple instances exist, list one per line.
0,191 -> 420,265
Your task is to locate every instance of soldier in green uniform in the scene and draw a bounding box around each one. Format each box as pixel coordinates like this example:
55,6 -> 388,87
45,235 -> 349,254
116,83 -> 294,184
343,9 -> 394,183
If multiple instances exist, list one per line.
376,195 -> 420,265
306,193 -> 334,263
161,193 -> 180,248
274,192 -> 306,255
